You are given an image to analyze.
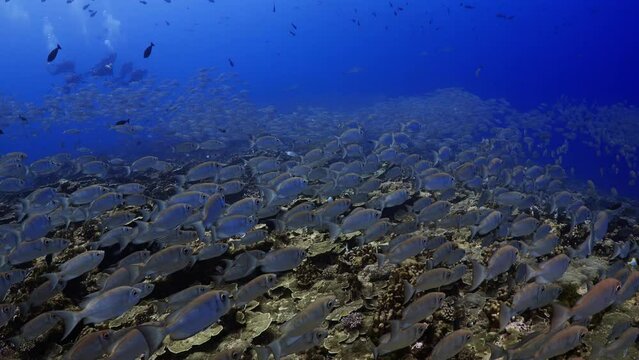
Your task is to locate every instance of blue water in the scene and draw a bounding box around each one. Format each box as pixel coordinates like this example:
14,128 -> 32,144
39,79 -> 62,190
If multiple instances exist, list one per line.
1,0 -> 638,196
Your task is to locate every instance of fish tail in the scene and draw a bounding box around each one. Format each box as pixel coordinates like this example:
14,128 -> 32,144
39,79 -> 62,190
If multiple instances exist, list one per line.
372,345 -> 379,360
174,175 -> 186,188
136,322 -> 166,353
17,199 -> 29,221
326,222 -> 341,241
261,187 -> 277,206
470,225 -> 479,240
268,340 -> 282,360
515,263 -> 534,284
210,226 -> 219,242
192,221 -> 209,243
17,301 -> 30,317
8,335 -> 25,347
590,341 -> 604,359
42,272 -> 60,290
375,253 -> 386,268
550,303 -> 571,330
470,260 -> 487,291
402,280 -> 415,304
487,343 -> 508,360
57,44 -> 61,49
432,150 -> 440,166
254,346 -> 272,360
52,310 -> 81,340
271,219 -> 287,234
499,303 -> 514,330
424,259 -> 434,270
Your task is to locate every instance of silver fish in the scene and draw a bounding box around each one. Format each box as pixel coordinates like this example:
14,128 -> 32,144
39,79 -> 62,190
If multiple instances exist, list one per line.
164,290 -> 232,340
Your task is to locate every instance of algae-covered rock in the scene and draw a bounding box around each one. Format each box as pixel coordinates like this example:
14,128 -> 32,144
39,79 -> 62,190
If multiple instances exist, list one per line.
308,239 -> 339,256
166,324 -> 224,354
323,328 -> 350,354
327,299 -> 364,322
240,311 -> 272,342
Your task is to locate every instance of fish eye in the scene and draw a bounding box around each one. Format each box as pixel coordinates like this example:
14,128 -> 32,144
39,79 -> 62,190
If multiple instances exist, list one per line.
221,293 -> 227,301
182,248 -> 190,255
616,285 -> 622,292
102,332 -> 110,340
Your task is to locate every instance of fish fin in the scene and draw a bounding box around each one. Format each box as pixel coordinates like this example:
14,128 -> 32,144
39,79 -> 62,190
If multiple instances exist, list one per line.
403,280 -> 415,304
79,292 -> 100,307
550,303 -> 571,330
51,310 -> 81,340
470,260 -> 487,291
499,304 -> 513,330
487,343 -> 508,360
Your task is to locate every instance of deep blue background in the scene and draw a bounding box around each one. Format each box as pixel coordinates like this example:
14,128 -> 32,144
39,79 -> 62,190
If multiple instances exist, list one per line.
1,0 -> 638,197
1,0 -> 637,109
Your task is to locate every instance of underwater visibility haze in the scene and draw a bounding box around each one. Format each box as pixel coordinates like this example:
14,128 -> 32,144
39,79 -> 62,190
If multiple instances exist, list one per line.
1,1 -> 639,359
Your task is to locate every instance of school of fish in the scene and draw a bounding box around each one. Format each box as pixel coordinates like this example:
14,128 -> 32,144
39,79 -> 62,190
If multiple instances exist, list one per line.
1,73 -> 639,360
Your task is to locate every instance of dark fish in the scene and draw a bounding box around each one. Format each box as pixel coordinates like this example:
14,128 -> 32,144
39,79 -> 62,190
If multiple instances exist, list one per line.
228,58 -> 234,67
90,10 -> 97,17
83,4 -> 90,10
273,2 -> 275,12
19,114 -> 28,123
291,23 -> 297,30
289,31 -> 296,36
143,42 -> 154,59
496,13 -> 514,20
140,0 -> 147,4
0,129 -> 3,135
115,119 -> 130,126
165,20 -> 170,26
47,44 -> 61,63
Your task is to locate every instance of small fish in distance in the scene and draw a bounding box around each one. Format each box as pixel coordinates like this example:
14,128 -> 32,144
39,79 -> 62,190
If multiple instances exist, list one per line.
47,44 -> 62,63
143,42 -> 155,58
